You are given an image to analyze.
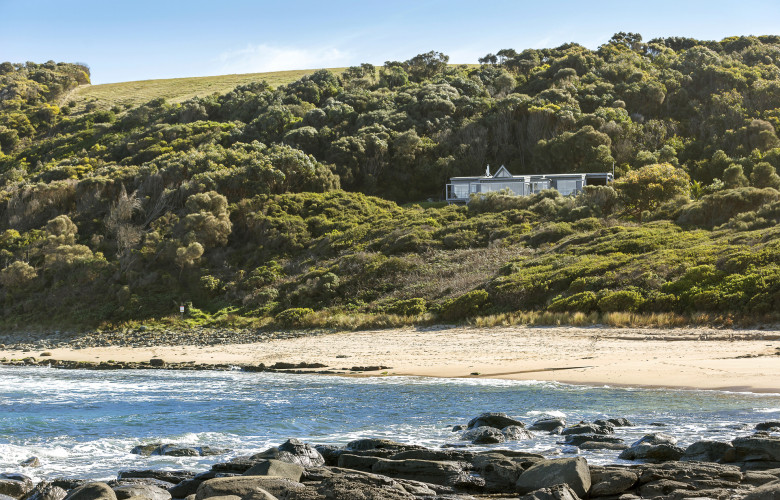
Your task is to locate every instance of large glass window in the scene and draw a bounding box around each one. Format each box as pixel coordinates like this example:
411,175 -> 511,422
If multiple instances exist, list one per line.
451,183 -> 469,199
555,180 -> 583,195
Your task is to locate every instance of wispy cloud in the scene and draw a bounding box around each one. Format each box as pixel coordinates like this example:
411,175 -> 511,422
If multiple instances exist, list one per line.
217,44 -> 352,73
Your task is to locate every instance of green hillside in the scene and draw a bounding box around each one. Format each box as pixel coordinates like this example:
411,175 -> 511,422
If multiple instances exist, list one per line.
1,38 -> 780,331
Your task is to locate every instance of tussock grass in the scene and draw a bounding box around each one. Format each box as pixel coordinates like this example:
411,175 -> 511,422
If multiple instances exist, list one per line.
65,68 -> 347,110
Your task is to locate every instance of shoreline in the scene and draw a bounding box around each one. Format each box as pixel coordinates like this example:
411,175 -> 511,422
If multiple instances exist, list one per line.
2,325 -> 780,393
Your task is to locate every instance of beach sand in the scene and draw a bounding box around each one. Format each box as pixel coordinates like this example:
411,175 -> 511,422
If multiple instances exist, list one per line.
3,326 -> 780,392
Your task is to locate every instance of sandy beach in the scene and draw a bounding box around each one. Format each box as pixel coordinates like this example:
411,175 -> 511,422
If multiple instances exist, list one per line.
3,326 -> 780,392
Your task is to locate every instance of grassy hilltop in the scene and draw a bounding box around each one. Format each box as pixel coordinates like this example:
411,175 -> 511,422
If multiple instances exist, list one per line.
66,68 -> 348,112
1,37 -> 780,331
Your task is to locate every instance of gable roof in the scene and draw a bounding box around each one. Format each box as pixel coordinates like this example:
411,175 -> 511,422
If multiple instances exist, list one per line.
493,165 -> 512,178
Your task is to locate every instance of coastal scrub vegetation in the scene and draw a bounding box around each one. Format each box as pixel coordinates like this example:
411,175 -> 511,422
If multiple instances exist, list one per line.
2,35 -> 780,330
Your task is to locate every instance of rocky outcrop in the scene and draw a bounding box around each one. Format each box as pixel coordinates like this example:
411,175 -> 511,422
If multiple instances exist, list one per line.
560,423 -> 612,436
682,440 -> 735,462
23,482 -> 67,500
731,434 -> 780,464
371,458 -> 482,489
111,484 -> 171,500
515,457 -> 591,498
756,421 -> 780,431
117,470 -> 194,485
502,425 -> 533,441
743,480 -> 780,499
243,460 -> 304,482
518,483 -> 581,500
250,439 -> 325,467
594,417 -> 633,427
194,477 -> 304,500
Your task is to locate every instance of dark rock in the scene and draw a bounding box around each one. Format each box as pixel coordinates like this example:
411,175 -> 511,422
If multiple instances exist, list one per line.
167,479 -> 202,499
604,418 -> 633,427
638,479 -> 693,498
117,471 -> 195,485
371,458 -> 483,489
743,471 -> 780,486
251,439 -> 325,467
681,440 -> 735,462
515,457 -> 591,498
23,482 -> 67,500
757,421 -> 780,431
451,425 -> 467,432
743,480 -> 780,499
20,457 -> 40,468
637,461 -> 743,487
313,445 -> 342,466
560,424 -> 612,436
579,441 -> 628,451
194,477 -> 304,500
106,479 -> 175,491
62,483 -> 117,500
0,474 -> 33,499
345,439 -> 423,453
50,481 -> 86,492
314,469 -> 421,499
471,453 -> 528,493
149,359 -> 165,367
460,426 -> 505,444
337,454 -> 382,472
518,483 -> 581,500
619,433 -> 684,462
131,444 -> 227,457
502,425 -> 533,441
589,468 -> 638,497
112,485 -> 171,500
563,434 -> 624,447
242,459 -> 303,482
732,434 -> 780,463
467,412 -> 524,430
529,418 -> 566,432
650,422 -> 667,426
391,449 -> 476,462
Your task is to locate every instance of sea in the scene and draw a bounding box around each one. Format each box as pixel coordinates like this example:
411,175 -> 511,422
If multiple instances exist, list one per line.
1,366 -> 779,482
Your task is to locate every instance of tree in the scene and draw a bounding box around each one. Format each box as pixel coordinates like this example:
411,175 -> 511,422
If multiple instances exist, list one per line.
0,261 -> 37,288
722,164 -> 749,188
614,163 -> 691,220
750,162 -> 780,190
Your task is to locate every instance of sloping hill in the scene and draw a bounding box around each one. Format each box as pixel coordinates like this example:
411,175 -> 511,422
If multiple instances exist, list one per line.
64,68 -> 347,110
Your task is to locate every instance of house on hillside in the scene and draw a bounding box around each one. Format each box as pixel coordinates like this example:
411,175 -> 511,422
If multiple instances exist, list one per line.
445,165 -> 613,204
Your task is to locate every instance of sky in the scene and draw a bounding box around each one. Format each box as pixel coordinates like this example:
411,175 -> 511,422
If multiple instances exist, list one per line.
2,0 -> 779,85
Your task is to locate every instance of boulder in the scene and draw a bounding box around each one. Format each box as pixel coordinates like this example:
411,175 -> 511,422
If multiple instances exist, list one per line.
241,490 -> 277,500
732,435 -> 780,463
63,483 -> 117,500
756,421 -> 780,431
460,426 -> 505,444
471,453 -> 527,493
107,479 -> 175,491
24,483 -> 67,500
619,433 -> 684,462
0,474 -> 33,499
371,458 -> 483,489
167,479 -> 202,499
130,444 -> 227,457
467,412 -> 525,430
313,445 -> 342,466
250,439 -> 324,468
20,457 -> 40,468
345,439 -> 423,454
502,425 -> 533,441
681,440 -> 735,462
518,483 -> 581,500
529,418 -> 566,432
112,485 -> 171,500
560,424 -> 612,436
452,425 -> 467,432
390,449 -> 476,462
242,460 -> 303,482
589,468 -> 638,497
578,442 -> 628,450
744,480 -> 780,499
638,479 -> 693,498
194,477 -> 303,500
515,457 -> 591,498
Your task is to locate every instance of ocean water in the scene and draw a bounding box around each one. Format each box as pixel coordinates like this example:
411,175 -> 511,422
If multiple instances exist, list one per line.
1,366 -> 779,482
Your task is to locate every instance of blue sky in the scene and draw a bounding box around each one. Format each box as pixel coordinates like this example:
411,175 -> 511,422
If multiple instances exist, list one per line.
2,0 -> 779,84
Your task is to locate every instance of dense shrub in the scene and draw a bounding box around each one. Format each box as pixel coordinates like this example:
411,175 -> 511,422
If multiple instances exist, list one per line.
439,290 -> 489,321
597,290 -> 644,312
387,298 -> 427,316
274,307 -> 313,327
547,291 -> 598,312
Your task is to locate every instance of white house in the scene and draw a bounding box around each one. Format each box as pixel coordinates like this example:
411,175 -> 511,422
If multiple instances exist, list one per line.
445,165 -> 613,204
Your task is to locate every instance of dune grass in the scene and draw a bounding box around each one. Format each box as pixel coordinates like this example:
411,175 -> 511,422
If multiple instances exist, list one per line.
64,68 -> 347,111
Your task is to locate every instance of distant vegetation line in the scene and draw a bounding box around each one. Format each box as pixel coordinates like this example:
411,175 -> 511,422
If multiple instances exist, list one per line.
0,35 -> 779,330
